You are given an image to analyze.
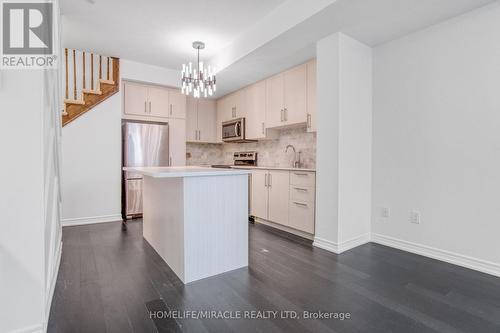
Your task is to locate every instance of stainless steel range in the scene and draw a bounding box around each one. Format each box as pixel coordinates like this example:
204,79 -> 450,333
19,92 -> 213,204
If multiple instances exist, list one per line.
211,151 -> 257,168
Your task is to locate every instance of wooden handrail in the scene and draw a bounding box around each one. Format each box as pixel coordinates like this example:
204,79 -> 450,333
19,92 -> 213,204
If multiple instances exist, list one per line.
65,48 -> 68,99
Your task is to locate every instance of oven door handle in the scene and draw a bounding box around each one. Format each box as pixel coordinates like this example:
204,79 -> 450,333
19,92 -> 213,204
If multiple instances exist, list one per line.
235,122 -> 241,137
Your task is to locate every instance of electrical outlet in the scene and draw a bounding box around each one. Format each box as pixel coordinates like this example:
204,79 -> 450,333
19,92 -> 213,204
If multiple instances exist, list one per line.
381,207 -> 390,218
410,211 -> 421,224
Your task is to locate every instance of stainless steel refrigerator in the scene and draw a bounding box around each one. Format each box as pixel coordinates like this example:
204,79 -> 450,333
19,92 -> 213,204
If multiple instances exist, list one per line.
122,120 -> 169,219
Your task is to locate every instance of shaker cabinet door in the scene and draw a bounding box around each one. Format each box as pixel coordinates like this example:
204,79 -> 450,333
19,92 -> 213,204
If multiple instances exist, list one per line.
186,97 -> 198,142
265,74 -> 284,129
148,86 -> 170,118
124,83 -> 148,116
283,63 -> 307,126
250,170 -> 269,220
169,89 -> 186,119
267,170 -> 290,226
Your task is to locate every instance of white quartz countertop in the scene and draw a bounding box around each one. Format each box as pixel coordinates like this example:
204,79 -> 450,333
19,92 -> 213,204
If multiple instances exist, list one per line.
231,166 -> 316,172
123,166 -> 250,178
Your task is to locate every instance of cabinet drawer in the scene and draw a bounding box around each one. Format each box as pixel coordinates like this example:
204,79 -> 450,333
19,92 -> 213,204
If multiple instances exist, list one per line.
288,201 -> 315,234
290,185 -> 315,203
290,171 -> 315,187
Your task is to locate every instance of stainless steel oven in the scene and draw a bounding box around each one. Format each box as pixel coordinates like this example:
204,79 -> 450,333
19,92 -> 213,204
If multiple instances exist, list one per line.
222,118 -> 252,142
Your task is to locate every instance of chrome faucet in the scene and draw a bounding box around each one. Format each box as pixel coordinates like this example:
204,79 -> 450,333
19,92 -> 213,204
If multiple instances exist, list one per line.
285,144 -> 301,168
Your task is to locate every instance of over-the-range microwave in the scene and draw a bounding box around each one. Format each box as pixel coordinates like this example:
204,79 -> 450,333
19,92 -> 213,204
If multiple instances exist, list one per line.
222,118 -> 255,143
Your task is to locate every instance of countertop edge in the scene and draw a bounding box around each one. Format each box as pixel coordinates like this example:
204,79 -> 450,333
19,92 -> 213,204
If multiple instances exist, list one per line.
231,166 -> 316,172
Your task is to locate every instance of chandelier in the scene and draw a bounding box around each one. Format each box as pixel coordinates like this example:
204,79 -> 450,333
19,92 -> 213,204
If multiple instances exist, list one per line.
181,41 -> 216,98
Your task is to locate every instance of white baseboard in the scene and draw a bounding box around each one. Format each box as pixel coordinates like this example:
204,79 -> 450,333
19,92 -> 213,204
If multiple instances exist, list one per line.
371,233 -> 500,278
254,218 -> 314,240
62,214 -> 122,227
8,324 -> 43,333
313,233 -> 371,254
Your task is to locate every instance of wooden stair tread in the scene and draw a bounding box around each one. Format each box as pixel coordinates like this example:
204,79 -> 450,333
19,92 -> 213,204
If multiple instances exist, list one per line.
99,79 -> 115,85
64,98 -> 85,105
83,89 -> 103,95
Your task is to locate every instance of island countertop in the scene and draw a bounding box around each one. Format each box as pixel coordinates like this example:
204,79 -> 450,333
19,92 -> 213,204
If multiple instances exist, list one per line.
123,166 -> 250,178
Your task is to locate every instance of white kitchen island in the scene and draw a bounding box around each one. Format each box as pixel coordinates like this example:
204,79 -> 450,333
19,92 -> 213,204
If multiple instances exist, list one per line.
123,166 -> 250,284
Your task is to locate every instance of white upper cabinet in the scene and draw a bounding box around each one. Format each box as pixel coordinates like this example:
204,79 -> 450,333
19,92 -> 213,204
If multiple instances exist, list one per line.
186,97 -> 217,143
213,59 -> 315,140
123,81 -> 186,120
124,82 -> 148,116
197,99 -> 216,143
148,86 -> 170,118
265,63 -> 307,129
283,63 -> 307,125
168,89 -> 187,119
265,73 -> 285,129
306,59 -> 317,132
186,97 -> 198,142
245,81 -> 267,140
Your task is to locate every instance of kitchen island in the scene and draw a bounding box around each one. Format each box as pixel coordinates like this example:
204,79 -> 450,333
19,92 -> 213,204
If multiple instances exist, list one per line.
123,166 -> 250,284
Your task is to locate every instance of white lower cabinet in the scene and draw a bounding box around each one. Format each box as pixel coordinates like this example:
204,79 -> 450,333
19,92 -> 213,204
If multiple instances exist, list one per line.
289,202 -> 315,234
250,170 -> 269,219
268,170 -> 290,226
250,169 -> 315,235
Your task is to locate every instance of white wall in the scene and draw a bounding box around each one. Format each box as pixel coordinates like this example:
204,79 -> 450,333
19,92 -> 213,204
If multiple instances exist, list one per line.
315,33 -> 341,247
61,59 -> 181,224
0,3 -> 62,331
0,70 -> 46,333
314,33 -> 372,253
372,3 -> 500,275
337,35 -> 372,244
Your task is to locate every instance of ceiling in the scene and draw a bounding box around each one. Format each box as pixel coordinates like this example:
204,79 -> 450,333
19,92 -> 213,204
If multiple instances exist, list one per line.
61,0 -> 287,68
62,0 -> 497,97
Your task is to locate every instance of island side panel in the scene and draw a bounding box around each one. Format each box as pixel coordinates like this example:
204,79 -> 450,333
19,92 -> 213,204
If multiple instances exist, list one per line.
143,176 -> 185,282
183,174 -> 249,283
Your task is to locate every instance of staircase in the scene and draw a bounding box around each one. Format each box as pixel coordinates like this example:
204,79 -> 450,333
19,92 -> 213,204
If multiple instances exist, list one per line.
62,48 -> 120,126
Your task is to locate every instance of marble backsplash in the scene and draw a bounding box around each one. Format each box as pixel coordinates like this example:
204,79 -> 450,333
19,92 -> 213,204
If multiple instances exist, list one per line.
186,126 -> 316,169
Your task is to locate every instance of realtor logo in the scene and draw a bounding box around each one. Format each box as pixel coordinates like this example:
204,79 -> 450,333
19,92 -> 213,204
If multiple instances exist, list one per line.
1,1 -> 56,69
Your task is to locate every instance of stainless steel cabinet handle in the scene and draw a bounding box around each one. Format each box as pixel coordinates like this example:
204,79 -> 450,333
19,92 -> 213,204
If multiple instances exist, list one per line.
307,114 -> 311,128
294,173 -> 308,176
293,202 -> 308,207
149,101 -> 152,113
268,173 -> 272,187
144,101 -> 147,113
264,174 -> 268,187
169,156 -> 172,166
262,122 -> 265,134
284,108 -> 288,121
294,187 -> 308,192
198,130 -> 201,141
280,109 -> 284,122
170,104 -> 173,115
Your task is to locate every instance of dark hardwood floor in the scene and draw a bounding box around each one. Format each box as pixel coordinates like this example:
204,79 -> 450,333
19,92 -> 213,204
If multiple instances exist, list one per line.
48,220 -> 500,333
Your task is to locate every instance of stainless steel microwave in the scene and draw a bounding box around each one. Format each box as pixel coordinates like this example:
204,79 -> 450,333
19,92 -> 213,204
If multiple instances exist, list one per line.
222,118 -> 253,142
